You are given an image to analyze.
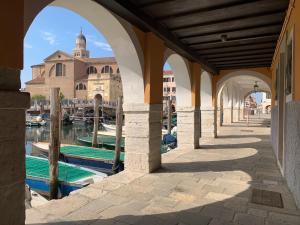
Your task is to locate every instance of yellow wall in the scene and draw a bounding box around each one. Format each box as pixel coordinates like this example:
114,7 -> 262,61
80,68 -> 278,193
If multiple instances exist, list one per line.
271,0 -> 300,102
134,28 -> 165,104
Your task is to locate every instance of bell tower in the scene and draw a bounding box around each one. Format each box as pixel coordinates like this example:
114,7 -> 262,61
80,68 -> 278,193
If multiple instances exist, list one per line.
73,28 -> 90,58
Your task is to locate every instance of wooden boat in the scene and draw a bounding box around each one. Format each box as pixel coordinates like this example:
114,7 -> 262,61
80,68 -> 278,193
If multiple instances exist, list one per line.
26,155 -> 107,197
26,115 -> 47,126
77,133 -> 125,150
32,143 -> 125,174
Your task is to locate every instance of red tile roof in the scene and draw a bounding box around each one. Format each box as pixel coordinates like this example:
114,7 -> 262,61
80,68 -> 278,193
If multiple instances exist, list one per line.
163,70 -> 173,75
25,77 -> 45,85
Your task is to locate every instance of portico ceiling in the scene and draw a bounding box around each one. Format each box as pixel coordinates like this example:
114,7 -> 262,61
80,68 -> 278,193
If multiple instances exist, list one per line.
95,0 -> 289,75
226,75 -> 270,93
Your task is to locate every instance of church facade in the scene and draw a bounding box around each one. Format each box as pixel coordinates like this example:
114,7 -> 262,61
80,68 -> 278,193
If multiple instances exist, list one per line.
25,31 -> 122,103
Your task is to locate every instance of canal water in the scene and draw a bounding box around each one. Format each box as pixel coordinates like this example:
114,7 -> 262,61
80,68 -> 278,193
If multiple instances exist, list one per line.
26,123 -> 94,155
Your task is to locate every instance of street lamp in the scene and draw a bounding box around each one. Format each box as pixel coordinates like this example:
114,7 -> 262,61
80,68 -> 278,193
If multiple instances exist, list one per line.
253,81 -> 259,93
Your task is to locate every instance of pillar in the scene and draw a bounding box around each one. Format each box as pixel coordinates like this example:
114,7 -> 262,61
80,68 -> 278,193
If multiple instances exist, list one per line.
201,75 -> 218,138
223,106 -> 232,124
124,32 -> 164,173
200,106 -> 216,138
177,63 -> 200,149
0,2 -> 31,224
0,69 -> 30,224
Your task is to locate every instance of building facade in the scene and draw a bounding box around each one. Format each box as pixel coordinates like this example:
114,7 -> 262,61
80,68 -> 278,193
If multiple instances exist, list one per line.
163,70 -> 176,103
25,31 -> 122,103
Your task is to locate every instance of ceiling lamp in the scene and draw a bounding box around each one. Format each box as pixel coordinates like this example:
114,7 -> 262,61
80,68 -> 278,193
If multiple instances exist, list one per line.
220,34 -> 228,42
253,81 -> 259,92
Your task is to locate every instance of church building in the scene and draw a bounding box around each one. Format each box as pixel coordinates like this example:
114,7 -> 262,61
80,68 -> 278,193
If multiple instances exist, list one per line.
25,30 -> 122,103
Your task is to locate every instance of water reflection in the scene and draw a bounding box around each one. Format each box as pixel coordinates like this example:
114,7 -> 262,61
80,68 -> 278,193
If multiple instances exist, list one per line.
25,123 -> 94,155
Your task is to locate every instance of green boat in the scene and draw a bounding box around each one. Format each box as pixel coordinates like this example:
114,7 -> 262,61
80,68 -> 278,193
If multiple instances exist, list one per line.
26,155 -> 107,197
77,134 -> 125,150
32,143 -> 125,173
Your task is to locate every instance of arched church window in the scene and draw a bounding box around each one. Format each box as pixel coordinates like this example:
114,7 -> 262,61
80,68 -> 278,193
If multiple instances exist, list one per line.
79,83 -> 83,90
76,84 -> 79,90
87,66 -> 97,75
116,68 -> 120,74
83,84 -> 87,90
55,63 -> 63,77
101,65 -> 113,74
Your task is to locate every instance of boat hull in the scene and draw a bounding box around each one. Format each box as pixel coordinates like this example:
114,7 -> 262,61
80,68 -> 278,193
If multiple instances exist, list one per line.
25,177 -> 84,198
32,144 -> 124,173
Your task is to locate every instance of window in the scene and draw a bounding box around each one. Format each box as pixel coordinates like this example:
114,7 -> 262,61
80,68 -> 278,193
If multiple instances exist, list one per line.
76,83 -> 86,91
167,87 -> 170,92
163,87 -> 166,92
56,63 -> 63,76
87,66 -> 97,75
116,68 -> 120,74
172,77 -> 175,82
101,65 -> 113,74
172,87 -> 176,92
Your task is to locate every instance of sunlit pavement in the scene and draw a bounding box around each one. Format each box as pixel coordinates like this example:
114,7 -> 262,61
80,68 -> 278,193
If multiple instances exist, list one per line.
26,117 -> 300,225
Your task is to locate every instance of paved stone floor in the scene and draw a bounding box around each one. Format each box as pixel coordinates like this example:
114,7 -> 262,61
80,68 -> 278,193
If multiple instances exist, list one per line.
26,117 -> 300,225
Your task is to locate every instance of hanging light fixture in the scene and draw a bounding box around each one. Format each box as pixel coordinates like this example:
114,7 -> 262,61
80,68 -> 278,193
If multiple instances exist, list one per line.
220,34 -> 228,42
253,81 -> 259,92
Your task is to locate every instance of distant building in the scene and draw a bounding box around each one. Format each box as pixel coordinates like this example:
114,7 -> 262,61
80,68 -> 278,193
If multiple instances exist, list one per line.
163,70 -> 176,103
25,30 -> 122,103
260,92 -> 272,114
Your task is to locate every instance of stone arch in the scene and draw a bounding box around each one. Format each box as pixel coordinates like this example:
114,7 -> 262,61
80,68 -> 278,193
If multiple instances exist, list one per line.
200,71 -> 213,108
216,70 -> 272,107
24,0 -> 145,104
164,49 -> 192,107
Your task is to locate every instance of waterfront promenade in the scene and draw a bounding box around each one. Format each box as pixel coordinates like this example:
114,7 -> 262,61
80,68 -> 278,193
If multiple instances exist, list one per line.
26,118 -> 300,225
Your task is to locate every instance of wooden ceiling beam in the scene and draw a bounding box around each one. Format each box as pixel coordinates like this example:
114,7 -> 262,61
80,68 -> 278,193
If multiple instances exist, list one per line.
161,0 -> 288,30
208,54 -> 274,63
174,12 -> 285,37
205,49 -> 275,59
197,43 -> 276,55
182,24 -> 282,44
192,36 -> 278,51
95,0 -> 218,74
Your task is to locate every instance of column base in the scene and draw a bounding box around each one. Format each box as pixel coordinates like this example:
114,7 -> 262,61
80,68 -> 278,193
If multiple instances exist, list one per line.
123,103 -> 162,173
223,107 -> 232,125
177,106 -> 200,149
201,107 -> 216,138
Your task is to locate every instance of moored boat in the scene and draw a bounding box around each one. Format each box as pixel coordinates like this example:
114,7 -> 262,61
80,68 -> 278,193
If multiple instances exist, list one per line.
26,155 -> 106,198
77,134 -> 125,150
32,142 -> 125,174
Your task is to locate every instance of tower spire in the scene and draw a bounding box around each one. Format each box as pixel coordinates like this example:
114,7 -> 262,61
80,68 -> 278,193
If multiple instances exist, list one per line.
73,27 -> 89,58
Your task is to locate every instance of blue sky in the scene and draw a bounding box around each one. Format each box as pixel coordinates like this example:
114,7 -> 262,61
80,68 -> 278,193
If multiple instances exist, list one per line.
22,6 -> 171,87
22,6 -> 114,86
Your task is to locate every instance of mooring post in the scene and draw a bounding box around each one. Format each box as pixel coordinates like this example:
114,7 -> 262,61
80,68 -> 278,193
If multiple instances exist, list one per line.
112,96 -> 123,173
49,88 -> 61,200
92,94 -> 101,147
167,98 -> 172,134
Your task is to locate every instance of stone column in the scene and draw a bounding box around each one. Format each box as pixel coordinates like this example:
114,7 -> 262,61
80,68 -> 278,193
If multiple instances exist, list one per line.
124,103 -> 162,173
177,106 -> 200,149
222,107 -> 232,124
232,107 -> 240,122
201,106 -> 216,138
0,68 -> 30,225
